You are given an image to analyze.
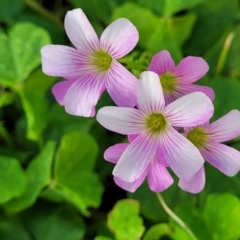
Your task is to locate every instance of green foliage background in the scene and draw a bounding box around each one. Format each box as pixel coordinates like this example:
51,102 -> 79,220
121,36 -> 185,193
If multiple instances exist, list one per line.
0,0 -> 240,239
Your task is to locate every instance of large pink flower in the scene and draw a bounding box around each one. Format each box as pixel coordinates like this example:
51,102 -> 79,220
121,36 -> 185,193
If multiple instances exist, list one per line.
97,71 -> 214,182
41,9 -> 139,117
180,110 -> 240,193
148,50 -> 215,104
104,135 -> 173,193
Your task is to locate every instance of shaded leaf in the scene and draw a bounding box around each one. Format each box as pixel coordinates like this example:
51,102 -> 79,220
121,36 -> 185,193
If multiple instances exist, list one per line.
24,202 -> 85,240
3,141 -> 56,213
0,23 -> 50,86
0,156 -> 27,204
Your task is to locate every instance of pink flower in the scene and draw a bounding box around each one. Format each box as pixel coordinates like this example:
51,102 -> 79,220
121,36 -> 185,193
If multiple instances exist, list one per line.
104,135 -> 173,193
97,71 -> 214,183
148,50 -> 215,104
41,9 -> 139,117
180,110 -> 240,193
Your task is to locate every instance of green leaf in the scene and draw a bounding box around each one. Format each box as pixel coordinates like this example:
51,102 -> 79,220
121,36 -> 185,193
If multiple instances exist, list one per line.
128,180 -> 196,222
94,237 -> 114,240
164,0 -> 205,16
3,141 -> 56,213
209,76 -> 240,121
24,202 -> 85,240
0,0 -> 24,25
69,0 -> 118,25
0,124 -> 12,147
170,204 -> 213,240
0,92 -> 16,108
0,219 -> 30,240
53,132 -> 103,215
184,0 -> 239,55
147,13 -> 196,62
0,156 -> 27,204
107,199 -> 145,240
0,23 -> 50,86
18,70 -> 56,142
46,104 -> 94,141
136,0 -> 165,15
203,193 -> 240,240
143,223 -> 173,240
111,2 -> 162,49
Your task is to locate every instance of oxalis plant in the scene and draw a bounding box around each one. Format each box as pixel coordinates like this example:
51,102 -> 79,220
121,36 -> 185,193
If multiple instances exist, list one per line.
1,1 -> 240,240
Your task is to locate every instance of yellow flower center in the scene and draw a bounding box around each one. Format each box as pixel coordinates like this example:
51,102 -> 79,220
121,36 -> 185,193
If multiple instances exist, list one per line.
146,113 -> 167,134
91,50 -> 112,71
186,127 -> 208,149
160,72 -> 177,94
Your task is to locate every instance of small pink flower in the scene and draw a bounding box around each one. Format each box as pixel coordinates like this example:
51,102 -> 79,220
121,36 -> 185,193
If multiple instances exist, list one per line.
41,9 -> 139,117
180,110 -> 240,193
148,50 -> 215,104
97,71 -> 214,182
104,135 -> 173,193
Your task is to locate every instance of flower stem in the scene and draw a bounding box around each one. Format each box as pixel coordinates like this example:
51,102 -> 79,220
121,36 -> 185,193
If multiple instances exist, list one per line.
156,192 -> 198,240
215,32 -> 234,75
25,0 -> 64,28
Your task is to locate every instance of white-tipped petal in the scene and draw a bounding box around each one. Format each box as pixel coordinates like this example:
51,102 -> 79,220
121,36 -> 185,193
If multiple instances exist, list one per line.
138,71 -> 165,114
97,107 -> 145,135
161,126 -> 204,180
100,18 -> 139,59
65,9 -> 99,52
208,110 -> 240,142
113,133 -> 158,182
164,92 -> 214,127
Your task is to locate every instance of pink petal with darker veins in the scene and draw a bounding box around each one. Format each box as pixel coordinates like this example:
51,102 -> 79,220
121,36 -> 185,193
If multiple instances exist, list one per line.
106,60 -> 138,108
178,166 -> 205,194
64,73 -> 105,117
104,143 -> 128,164
52,80 -> 75,105
174,56 -> 209,84
148,50 -> 175,75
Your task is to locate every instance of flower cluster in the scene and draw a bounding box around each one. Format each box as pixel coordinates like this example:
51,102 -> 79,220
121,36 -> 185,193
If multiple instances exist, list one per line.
41,9 -> 240,194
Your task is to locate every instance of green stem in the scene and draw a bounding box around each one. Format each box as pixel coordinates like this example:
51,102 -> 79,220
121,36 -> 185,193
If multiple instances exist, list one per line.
25,0 -> 63,28
156,193 -> 198,240
215,32 -> 235,75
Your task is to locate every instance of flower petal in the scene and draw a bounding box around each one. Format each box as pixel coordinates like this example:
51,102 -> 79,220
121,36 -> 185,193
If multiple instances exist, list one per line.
148,50 -> 175,75
104,143 -> 128,164
147,161 -> 173,192
156,145 -> 169,167
178,167 -> 205,194
137,71 -> 165,114
100,18 -> 139,59
174,56 -> 209,83
178,84 -> 215,101
161,126 -> 204,180
64,73 -> 105,117
64,9 -> 99,52
201,143 -> 240,176
207,110 -> 240,142
52,80 -> 75,105
164,92 -> 214,127
41,45 -> 86,78
113,133 -> 158,182
128,134 -> 139,142
97,107 -> 145,135
114,170 -> 147,193
106,60 -> 138,107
